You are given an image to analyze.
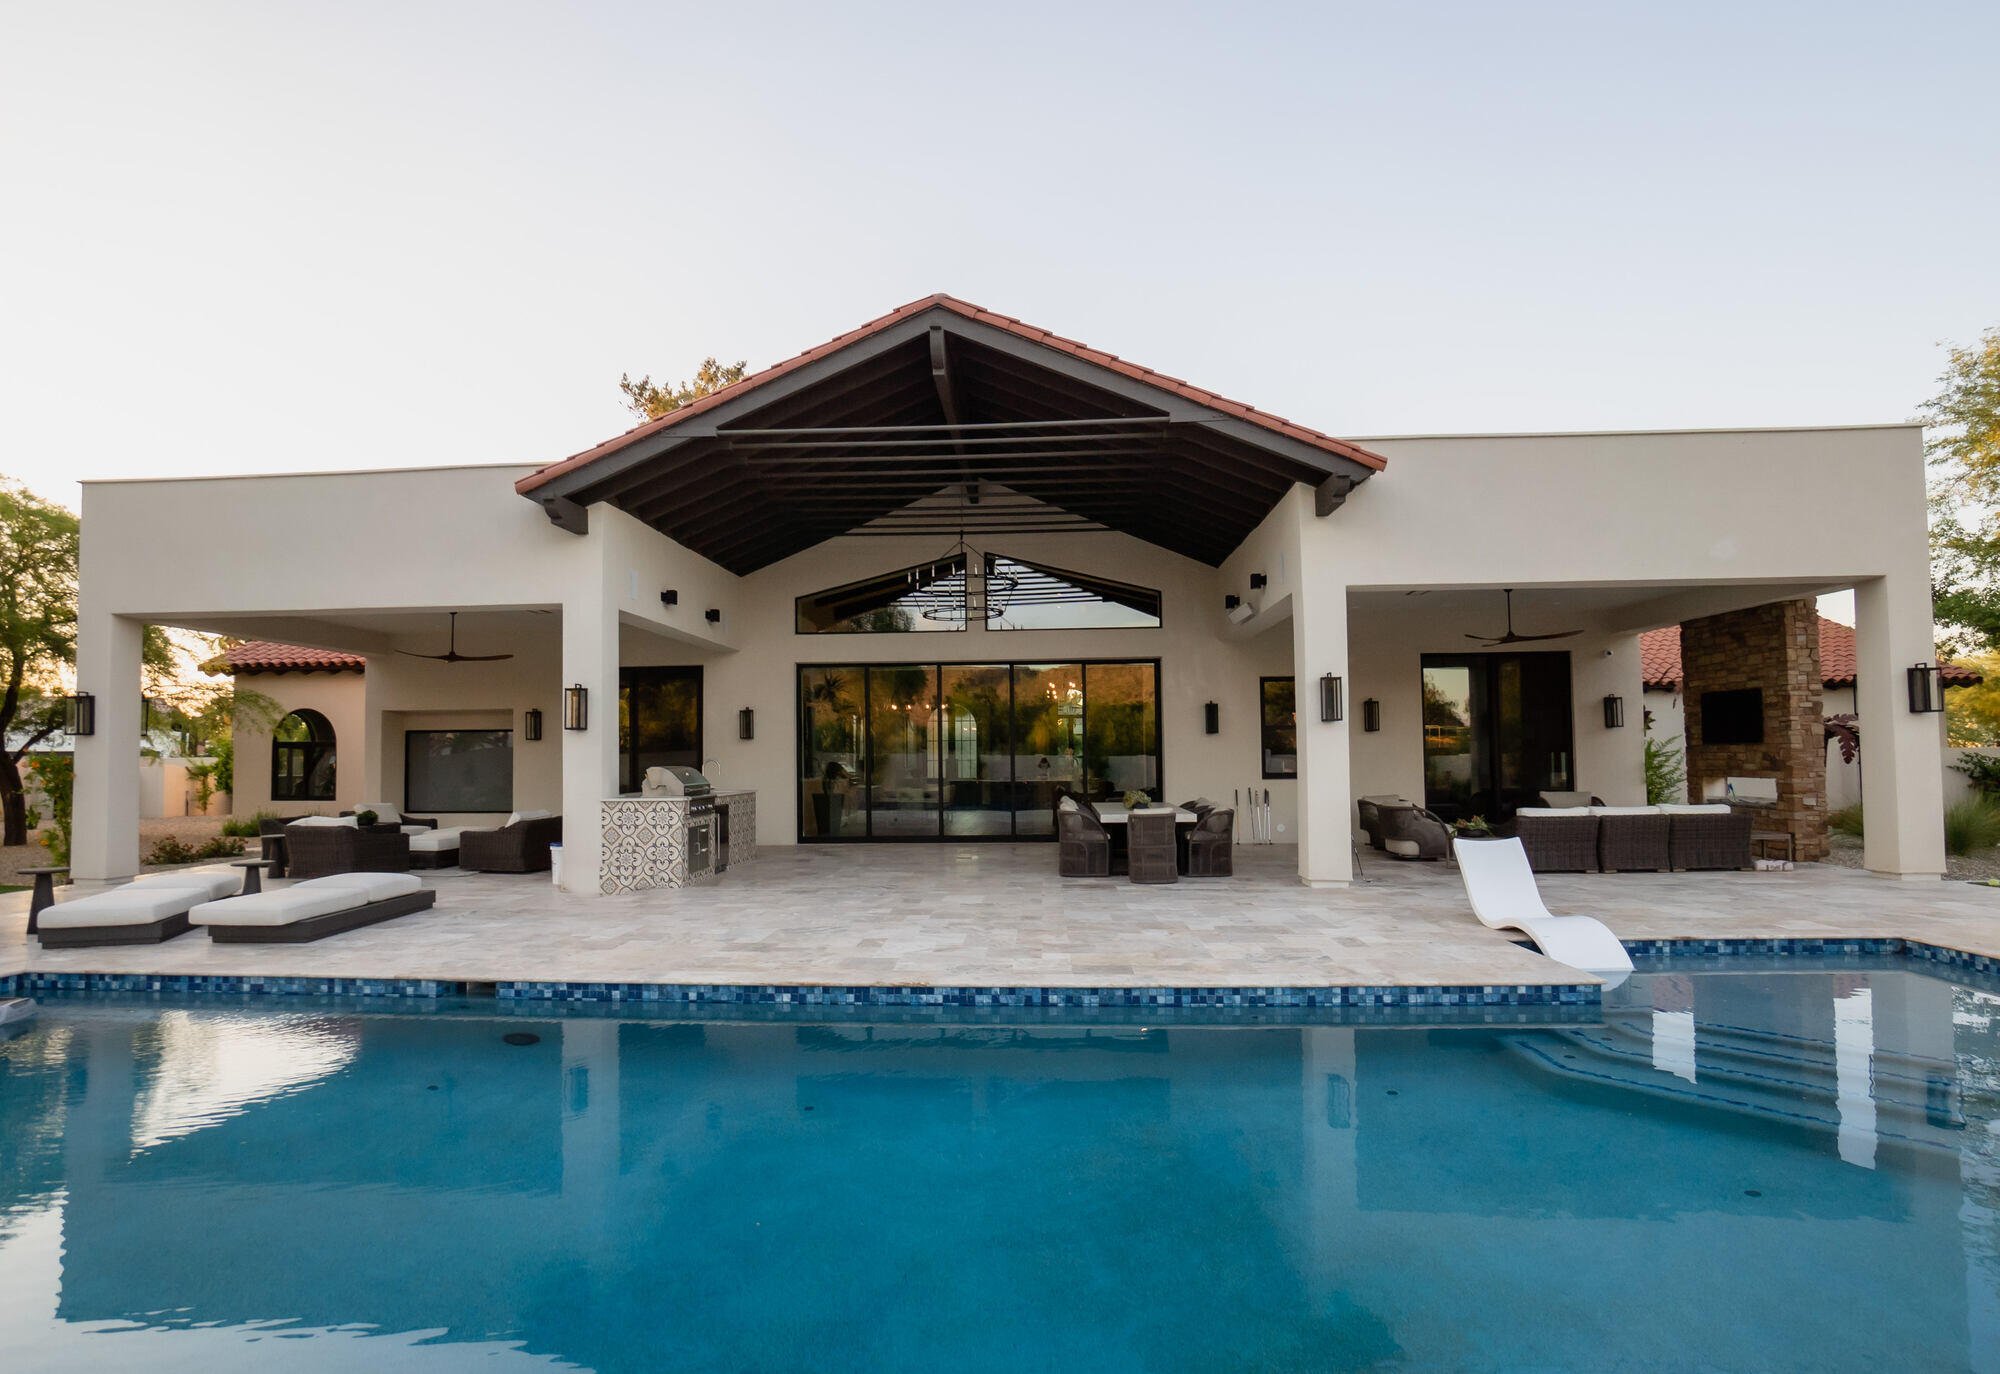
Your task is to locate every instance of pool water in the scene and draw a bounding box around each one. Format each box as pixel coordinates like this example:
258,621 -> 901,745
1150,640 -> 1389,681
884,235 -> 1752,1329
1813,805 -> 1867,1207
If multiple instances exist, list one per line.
2,963 -> 1998,1372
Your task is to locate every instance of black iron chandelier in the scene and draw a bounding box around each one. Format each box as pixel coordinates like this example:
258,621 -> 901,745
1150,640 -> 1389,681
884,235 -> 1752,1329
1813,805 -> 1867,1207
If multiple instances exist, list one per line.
908,488 -> 1018,624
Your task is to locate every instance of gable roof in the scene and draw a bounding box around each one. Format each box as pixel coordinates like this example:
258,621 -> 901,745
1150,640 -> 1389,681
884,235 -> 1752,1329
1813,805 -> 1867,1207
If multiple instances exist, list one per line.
1638,618 -> 1980,692
515,295 -> 1386,572
225,641 -> 366,674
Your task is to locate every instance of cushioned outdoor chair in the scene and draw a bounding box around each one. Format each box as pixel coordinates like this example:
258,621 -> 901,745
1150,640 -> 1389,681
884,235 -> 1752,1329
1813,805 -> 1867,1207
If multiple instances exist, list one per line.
1595,807 -> 1671,872
1510,809 -> 1600,873
459,812 -> 563,873
1126,809 -> 1180,885
1356,796 -> 1413,851
1378,804 -> 1452,860
1185,807 -> 1235,877
1665,805 -> 1754,870
284,819 -> 411,878
35,870 -> 240,948
1057,801 -> 1111,877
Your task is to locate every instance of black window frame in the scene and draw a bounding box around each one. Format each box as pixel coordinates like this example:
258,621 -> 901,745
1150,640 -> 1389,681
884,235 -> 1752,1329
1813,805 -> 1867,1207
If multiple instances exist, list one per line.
403,727 -> 515,814
270,709 -> 336,801
1259,676 -> 1297,780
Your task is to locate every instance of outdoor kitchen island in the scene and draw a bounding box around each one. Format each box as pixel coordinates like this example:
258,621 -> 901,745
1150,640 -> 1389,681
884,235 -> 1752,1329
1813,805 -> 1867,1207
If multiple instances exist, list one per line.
598,786 -> 756,895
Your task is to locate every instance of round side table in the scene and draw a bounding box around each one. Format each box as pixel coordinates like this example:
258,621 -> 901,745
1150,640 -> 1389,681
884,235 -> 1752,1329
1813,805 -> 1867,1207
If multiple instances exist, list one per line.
229,859 -> 277,896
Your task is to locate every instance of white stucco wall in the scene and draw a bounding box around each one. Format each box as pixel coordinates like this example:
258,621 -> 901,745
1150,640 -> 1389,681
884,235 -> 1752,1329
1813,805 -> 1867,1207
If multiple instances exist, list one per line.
230,670 -> 370,818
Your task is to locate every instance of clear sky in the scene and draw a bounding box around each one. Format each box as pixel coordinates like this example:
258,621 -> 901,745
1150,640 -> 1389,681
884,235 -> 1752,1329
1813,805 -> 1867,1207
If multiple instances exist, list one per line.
3,1 -> 1996,516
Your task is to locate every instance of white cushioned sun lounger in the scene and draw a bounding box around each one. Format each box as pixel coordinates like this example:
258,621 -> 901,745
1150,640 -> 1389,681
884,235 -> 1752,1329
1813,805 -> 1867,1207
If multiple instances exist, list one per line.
37,870 -> 241,947
1452,836 -> 1634,980
191,872 -> 434,944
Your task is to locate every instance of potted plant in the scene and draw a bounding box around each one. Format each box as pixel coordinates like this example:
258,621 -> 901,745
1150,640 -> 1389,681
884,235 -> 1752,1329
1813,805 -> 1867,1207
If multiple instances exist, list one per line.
355,808 -> 380,829
1122,789 -> 1152,811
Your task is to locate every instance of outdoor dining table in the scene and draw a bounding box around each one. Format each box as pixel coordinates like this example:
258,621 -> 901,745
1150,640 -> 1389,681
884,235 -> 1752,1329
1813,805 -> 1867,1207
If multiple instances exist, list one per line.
1091,804 -> 1200,874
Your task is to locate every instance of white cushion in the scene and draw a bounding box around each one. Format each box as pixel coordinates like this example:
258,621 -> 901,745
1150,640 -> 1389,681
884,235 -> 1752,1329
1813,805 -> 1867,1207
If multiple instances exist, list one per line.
1660,803 -> 1733,815
39,886 -> 201,929
1384,838 -> 1422,857
1361,795 -> 1410,804
1589,806 -> 1663,817
408,827 -> 467,853
1056,796 -> 1079,813
297,872 -> 423,902
506,809 -> 552,826
1540,791 -> 1597,808
1515,807 -> 1590,817
398,824 -> 431,836
191,886 -> 360,928
355,802 -> 401,822
132,871 -> 241,901
289,815 -> 357,828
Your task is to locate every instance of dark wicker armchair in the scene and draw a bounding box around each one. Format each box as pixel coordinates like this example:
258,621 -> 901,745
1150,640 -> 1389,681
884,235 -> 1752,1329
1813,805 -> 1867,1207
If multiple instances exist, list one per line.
1357,796 -> 1414,851
460,814 -> 563,874
1377,804 -> 1452,860
283,821 -> 411,878
1511,811 -> 1600,872
1057,803 -> 1111,877
1668,808 -> 1753,871
1126,810 -> 1180,885
1185,807 -> 1235,877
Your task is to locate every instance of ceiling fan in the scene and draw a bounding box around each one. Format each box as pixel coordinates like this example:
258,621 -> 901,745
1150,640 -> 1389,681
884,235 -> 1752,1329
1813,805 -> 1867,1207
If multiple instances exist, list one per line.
1466,589 -> 1581,646
397,612 -> 513,663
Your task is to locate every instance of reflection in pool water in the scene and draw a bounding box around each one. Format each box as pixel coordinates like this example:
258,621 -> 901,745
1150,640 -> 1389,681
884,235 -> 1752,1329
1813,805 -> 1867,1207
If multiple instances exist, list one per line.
2,962 -> 1998,1372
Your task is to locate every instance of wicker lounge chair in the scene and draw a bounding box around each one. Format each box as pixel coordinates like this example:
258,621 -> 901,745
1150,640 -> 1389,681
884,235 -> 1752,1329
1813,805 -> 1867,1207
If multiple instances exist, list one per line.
1185,807 -> 1235,876
1126,809 -> 1180,884
1665,804 -> 1753,870
1511,808 -> 1600,872
1594,807 -> 1671,871
459,812 -> 562,873
283,818 -> 411,878
1356,796 -> 1413,851
1057,799 -> 1111,877
1378,804 -> 1452,860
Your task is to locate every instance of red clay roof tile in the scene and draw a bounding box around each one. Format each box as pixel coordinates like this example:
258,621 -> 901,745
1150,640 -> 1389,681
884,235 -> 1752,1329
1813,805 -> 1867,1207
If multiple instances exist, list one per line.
225,641 -> 366,674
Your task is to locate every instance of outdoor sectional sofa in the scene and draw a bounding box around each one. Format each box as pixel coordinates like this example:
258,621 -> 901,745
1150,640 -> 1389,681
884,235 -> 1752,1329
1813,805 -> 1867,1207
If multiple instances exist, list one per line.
1510,803 -> 1753,873
458,811 -> 562,873
284,817 -> 411,878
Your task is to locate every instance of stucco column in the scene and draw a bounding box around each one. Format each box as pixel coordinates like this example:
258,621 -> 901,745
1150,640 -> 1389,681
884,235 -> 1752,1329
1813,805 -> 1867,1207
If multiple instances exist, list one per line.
560,571 -> 620,894
71,610 -> 143,882
1291,563 -> 1353,886
1853,571 -> 1947,878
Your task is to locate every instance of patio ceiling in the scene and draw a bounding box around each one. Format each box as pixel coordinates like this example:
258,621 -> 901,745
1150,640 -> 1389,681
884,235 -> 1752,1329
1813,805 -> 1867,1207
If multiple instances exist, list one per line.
517,295 -> 1385,574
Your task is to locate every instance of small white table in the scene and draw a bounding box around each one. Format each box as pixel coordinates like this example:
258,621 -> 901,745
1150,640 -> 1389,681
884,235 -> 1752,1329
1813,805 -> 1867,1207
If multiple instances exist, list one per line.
1093,805 -> 1199,825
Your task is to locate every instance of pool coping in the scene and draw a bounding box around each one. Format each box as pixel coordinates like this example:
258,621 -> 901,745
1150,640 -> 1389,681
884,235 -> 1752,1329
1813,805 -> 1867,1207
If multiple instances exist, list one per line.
3,936 -> 1996,1007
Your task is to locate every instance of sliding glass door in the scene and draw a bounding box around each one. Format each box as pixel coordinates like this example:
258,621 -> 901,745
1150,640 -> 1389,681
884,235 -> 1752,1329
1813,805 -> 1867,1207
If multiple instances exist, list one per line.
1420,652 -> 1573,823
798,660 -> 1158,841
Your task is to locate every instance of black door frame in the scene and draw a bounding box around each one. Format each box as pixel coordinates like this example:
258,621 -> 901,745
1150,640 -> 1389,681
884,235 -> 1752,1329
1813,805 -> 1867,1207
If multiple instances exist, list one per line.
1418,650 -> 1574,821
619,665 -> 704,793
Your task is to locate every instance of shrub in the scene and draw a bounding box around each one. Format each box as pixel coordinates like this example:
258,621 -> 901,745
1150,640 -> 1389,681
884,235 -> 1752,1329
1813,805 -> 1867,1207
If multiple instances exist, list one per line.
144,834 -> 247,866
220,809 -> 277,838
1952,753 -> 2000,799
1828,804 -> 1864,838
28,754 -> 73,865
1944,798 -> 2000,856
197,835 -> 246,859
1643,735 -> 1686,806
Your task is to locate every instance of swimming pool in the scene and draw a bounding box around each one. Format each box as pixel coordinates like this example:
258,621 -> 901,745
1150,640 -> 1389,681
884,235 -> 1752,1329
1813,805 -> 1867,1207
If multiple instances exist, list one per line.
2,960 -> 1996,1372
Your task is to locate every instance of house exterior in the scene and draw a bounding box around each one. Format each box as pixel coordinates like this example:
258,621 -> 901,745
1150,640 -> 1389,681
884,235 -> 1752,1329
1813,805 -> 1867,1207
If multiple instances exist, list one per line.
70,294 -> 1949,889
1640,618 -> 1979,810
224,641 -> 369,819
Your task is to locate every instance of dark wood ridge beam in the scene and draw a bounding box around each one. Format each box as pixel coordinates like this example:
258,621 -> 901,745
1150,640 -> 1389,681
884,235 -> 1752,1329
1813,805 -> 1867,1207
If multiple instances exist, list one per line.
928,325 -> 973,497
716,415 -> 1164,437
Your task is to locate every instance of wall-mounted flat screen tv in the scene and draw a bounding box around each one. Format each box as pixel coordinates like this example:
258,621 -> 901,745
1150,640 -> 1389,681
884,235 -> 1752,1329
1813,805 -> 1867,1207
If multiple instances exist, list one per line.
1699,688 -> 1764,745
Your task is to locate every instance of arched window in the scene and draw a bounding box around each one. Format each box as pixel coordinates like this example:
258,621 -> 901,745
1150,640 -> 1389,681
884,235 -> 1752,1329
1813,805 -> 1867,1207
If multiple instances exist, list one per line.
271,709 -> 336,801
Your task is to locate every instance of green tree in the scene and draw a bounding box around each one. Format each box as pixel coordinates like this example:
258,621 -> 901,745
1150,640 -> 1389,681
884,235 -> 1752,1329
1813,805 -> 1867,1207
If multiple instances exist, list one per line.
1946,651 -> 2000,745
618,357 -> 749,421
0,482 -> 80,846
1924,329 -> 2000,650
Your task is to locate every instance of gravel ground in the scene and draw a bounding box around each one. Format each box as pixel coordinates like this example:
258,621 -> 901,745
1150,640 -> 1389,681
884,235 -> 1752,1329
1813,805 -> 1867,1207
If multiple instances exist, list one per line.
1821,829 -> 2000,881
0,816 -> 235,889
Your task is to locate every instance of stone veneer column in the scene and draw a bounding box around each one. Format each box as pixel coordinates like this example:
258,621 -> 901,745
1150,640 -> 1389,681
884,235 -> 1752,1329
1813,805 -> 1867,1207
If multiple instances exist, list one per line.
1679,599 -> 1828,861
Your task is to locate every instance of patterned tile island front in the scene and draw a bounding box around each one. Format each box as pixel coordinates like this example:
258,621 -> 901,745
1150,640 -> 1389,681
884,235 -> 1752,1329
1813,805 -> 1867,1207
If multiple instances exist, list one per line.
599,789 -> 756,895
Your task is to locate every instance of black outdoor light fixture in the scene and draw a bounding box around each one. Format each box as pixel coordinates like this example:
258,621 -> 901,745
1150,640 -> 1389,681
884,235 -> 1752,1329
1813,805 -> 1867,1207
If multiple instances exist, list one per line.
524,708 -> 544,741
65,691 -> 96,737
705,608 -> 722,625
1204,701 -> 1220,735
1224,594 -> 1241,610
1908,662 -> 1947,714
1319,673 -> 1344,723
562,684 -> 588,731
1362,698 -> 1381,732
739,707 -> 755,741
660,590 -> 678,608
1249,573 -> 1268,591
1603,694 -> 1626,729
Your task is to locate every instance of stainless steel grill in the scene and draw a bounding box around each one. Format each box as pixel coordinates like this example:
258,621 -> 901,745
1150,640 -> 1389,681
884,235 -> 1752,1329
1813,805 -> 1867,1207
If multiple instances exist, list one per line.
643,766 -> 721,875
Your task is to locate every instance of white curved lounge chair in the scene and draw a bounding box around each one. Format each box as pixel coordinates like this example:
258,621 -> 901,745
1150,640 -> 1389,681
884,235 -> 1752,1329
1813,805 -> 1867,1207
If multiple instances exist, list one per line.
1453,836 -> 1634,979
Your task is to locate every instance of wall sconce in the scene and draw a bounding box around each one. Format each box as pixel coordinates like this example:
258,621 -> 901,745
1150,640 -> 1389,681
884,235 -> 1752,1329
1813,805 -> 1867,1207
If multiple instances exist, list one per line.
1362,698 -> 1380,732
739,707 -> 755,741
65,691 -> 96,737
562,684 -> 588,731
1319,673 -> 1343,723
524,708 -> 543,741
1249,572 -> 1268,591
1908,662 -> 1947,714
660,590 -> 678,608
1603,694 -> 1626,729
705,608 -> 722,624
1224,594 -> 1253,626
1203,701 -> 1220,735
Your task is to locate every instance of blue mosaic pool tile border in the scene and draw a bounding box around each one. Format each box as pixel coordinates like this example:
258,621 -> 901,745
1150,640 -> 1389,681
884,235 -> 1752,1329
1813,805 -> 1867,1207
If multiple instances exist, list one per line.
1622,937 -> 1906,959
2,971 -> 466,999
491,980 -> 1600,1008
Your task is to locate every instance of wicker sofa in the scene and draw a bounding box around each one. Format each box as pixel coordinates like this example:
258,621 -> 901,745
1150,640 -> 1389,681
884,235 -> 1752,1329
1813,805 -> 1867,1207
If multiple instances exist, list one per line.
1508,803 -> 1753,873
459,811 -> 563,873
1510,809 -> 1600,872
283,818 -> 411,878
1666,805 -> 1755,871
